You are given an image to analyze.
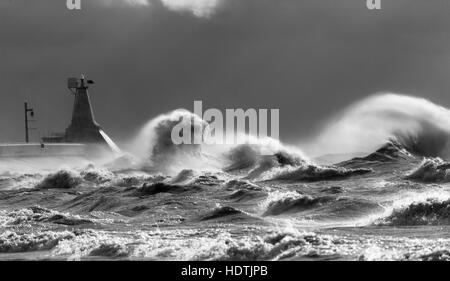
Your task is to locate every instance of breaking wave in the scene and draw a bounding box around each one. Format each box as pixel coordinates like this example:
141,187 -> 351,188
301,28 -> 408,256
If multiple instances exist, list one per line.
380,198 -> 450,226
170,169 -> 196,184
305,93 -> 450,160
0,230 -> 75,254
259,164 -> 371,182
263,192 -> 332,216
260,190 -> 382,220
223,180 -> 267,202
224,144 -> 308,174
418,250 -> 450,261
405,158 -> 450,183
223,145 -> 260,172
1,206 -> 93,227
215,230 -> 341,261
128,109 -> 308,177
36,170 -> 82,189
224,180 -> 263,191
80,166 -> 115,184
344,140 -> 414,164
89,243 -> 129,258
128,109 -> 216,174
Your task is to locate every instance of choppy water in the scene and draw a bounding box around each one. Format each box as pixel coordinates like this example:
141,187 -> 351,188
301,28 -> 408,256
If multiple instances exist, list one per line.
3,93 -> 450,261
2,141 -> 450,261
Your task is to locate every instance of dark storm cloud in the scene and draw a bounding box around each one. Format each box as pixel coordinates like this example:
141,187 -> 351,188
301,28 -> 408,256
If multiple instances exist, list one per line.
1,0 -> 450,144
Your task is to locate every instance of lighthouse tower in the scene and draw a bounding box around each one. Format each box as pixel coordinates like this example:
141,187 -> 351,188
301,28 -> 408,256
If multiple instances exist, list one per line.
64,74 -> 105,143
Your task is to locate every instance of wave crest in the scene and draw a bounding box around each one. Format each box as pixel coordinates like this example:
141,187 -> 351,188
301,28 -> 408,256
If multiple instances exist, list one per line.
0,230 -> 75,254
36,170 -> 82,189
306,93 -> 450,159
405,158 -> 450,183
379,198 -> 450,226
260,164 -> 371,182
263,193 -> 331,216
2,206 -> 93,226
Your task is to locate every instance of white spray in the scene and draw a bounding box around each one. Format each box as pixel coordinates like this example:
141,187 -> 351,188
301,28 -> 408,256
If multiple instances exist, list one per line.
302,93 -> 450,159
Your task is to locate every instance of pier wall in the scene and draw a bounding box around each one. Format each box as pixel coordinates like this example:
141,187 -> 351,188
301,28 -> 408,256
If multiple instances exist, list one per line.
0,143 -> 86,158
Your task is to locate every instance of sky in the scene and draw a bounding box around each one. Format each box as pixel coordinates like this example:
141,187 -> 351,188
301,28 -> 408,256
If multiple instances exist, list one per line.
1,0 -> 450,145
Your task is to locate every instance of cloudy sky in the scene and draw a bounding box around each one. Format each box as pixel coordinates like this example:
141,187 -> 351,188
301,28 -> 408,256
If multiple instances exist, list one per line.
1,0 -> 450,145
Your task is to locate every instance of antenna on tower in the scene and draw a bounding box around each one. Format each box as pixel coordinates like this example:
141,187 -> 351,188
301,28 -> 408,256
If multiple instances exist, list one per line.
67,74 -> 95,94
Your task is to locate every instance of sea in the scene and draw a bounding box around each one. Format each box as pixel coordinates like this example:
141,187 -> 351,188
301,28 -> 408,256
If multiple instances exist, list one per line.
1,93 -> 450,261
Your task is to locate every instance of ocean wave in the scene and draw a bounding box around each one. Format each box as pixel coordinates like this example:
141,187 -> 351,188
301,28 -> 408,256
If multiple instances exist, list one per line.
89,243 -> 129,258
63,186 -> 126,213
262,192 -> 332,216
134,182 -> 203,196
85,196 -> 123,213
344,140 -> 414,164
260,190 -> 382,220
260,164 -> 371,182
244,156 -> 279,179
36,170 -> 82,189
0,174 -> 42,190
114,173 -> 167,187
103,153 -> 139,172
418,250 -> 450,261
224,144 -> 308,176
45,228 -> 350,261
3,224 -> 449,260
170,169 -> 195,184
306,93 -> 450,160
129,109 -> 308,176
274,151 -> 305,167
128,110 -> 214,175
0,230 -> 75,254
226,189 -> 267,202
223,145 -> 260,172
191,174 -> 225,186
199,206 -> 248,221
224,180 -> 263,191
379,198 -> 450,226
2,206 -> 93,226
80,166 -> 114,184
214,230 -> 337,261
223,180 -> 267,202
405,158 -> 450,183
320,186 -> 345,194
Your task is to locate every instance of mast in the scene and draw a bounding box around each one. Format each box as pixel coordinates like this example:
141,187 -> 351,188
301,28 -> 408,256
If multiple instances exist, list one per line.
24,102 -> 34,143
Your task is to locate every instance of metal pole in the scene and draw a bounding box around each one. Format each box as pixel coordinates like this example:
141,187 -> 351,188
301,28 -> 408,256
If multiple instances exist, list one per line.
25,102 -> 29,143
